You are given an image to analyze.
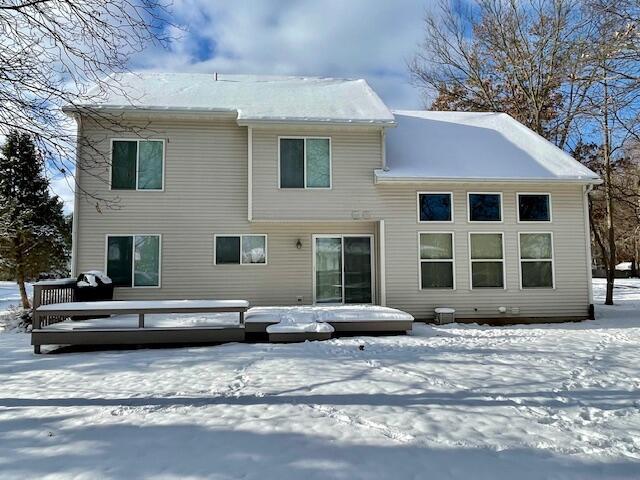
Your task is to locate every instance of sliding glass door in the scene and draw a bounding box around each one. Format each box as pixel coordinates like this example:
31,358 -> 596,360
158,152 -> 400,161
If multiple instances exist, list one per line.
314,235 -> 373,304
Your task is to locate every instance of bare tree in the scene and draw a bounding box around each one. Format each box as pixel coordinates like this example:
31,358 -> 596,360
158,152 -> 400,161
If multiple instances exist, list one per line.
410,0 -> 597,150
0,0 -> 175,207
576,0 -> 639,304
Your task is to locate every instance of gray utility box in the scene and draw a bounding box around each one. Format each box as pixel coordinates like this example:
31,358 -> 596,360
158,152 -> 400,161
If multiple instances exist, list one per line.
434,307 -> 455,325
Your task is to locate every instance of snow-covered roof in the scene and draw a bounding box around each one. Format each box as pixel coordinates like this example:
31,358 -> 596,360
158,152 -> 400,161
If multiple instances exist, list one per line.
377,111 -> 601,184
69,72 -> 395,125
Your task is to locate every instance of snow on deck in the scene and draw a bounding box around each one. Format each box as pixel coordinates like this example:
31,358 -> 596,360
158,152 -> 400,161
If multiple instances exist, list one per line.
246,305 -> 413,323
44,313 -> 242,330
266,321 -> 334,334
38,299 -> 250,312
1,279 -> 640,478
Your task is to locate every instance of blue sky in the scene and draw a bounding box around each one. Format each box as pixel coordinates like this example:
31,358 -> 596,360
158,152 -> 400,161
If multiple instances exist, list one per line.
132,0 -> 427,108
53,1 -> 429,212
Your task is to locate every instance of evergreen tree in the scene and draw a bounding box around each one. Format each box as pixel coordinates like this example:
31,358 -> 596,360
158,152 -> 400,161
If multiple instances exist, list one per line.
0,131 -> 70,309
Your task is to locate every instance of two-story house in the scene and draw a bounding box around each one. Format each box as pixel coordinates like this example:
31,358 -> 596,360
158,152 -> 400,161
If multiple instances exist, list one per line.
65,73 -> 600,323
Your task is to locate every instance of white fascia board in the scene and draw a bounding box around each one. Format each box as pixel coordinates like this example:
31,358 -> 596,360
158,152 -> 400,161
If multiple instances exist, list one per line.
374,171 -> 602,185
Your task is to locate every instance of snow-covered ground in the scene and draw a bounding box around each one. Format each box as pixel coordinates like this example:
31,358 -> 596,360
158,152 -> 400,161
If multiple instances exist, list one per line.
0,279 -> 639,479
0,281 -> 31,316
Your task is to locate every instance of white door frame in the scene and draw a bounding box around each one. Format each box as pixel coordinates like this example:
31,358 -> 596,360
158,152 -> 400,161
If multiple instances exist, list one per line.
312,234 -> 375,305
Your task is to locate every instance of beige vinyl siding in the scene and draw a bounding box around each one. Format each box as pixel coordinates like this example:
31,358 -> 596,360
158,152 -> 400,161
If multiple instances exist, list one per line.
75,117 -> 377,305
75,115 -> 591,320
251,125 -> 384,221
380,183 -> 590,320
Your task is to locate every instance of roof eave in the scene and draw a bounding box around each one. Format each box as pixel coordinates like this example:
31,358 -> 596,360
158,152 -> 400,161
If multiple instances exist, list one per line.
62,104 -> 238,117
374,172 -> 603,185
236,118 -> 396,127
61,105 -> 396,126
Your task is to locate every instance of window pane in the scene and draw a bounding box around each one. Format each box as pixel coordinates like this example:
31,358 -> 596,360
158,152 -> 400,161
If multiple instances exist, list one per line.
138,141 -> 163,190
315,237 -> 342,303
470,234 -> 503,259
421,262 -> 454,288
306,138 -> 330,188
216,236 -> 240,264
419,194 -> 452,221
112,141 -> 137,189
344,237 -> 372,303
280,138 -> 304,188
420,233 -> 453,260
242,235 -> 266,264
134,236 -> 160,287
520,233 -> 552,259
522,261 -> 553,288
107,236 -> 133,287
519,194 -> 550,221
469,193 -> 501,221
472,262 -> 504,288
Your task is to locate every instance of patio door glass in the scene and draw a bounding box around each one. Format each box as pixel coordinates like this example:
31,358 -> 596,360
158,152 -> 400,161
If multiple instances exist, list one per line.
314,236 -> 372,304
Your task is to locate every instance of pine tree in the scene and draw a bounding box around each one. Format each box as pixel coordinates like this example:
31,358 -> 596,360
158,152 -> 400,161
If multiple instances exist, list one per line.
0,131 -> 70,309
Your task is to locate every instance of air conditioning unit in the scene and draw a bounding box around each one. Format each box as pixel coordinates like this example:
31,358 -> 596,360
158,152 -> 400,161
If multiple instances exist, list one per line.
434,307 -> 455,325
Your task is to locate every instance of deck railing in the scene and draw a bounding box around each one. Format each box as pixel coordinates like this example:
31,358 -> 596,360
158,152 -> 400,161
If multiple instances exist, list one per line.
32,279 -> 76,329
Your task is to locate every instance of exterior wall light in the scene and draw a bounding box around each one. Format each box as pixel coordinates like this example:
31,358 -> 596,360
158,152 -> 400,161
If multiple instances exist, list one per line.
296,239 -> 302,249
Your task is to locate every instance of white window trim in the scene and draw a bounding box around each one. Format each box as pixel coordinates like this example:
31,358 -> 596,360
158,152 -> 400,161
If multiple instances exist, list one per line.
518,232 -> 556,289
416,192 -> 454,223
213,234 -> 268,266
277,136 -> 332,190
516,192 -> 553,223
109,138 -> 165,192
311,234 -> 375,305
417,231 -> 456,290
468,232 -> 506,290
467,192 -> 503,223
104,234 -> 162,288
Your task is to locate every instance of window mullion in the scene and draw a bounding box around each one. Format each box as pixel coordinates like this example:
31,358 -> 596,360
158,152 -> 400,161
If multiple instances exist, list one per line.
303,138 -> 307,189
135,140 -> 140,190
131,235 -> 136,287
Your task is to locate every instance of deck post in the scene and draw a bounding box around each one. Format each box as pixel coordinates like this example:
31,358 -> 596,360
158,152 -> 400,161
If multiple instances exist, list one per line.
139,313 -> 145,328
239,311 -> 244,326
34,344 -> 41,354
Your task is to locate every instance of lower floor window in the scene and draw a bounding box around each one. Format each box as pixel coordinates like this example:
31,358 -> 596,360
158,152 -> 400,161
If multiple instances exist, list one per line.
519,232 -> 554,288
106,234 -> 161,287
215,234 -> 267,265
419,232 -> 454,289
469,233 -> 504,288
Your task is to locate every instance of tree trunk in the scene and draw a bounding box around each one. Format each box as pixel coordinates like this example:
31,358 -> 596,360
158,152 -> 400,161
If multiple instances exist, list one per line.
602,71 -> 616,305
16,270 -> 30,310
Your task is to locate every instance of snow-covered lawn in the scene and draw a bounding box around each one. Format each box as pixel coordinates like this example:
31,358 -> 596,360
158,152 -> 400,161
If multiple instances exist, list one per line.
1,280 -> 639,479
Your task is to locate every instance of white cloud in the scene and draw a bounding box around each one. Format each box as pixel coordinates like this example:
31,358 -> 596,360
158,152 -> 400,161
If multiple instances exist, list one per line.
133,0 -> 427,108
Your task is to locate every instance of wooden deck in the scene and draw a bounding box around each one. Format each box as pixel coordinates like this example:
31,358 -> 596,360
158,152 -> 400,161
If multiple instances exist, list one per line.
30,282 -> 414,353
32,325 -> 245,351
32,297 -> 249,354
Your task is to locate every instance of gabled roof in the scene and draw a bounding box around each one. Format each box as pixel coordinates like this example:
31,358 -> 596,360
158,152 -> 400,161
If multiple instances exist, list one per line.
68,72 -> 395,125
377,111 -> 600,184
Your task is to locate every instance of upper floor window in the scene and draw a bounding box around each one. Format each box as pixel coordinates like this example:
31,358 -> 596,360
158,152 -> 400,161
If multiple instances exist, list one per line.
468,193 -> 502,222
106,234 -> 161,287
111,139 -> 164,190
279,137 -> 331,189
418,192 -> 453,222
518,193 -> 551,222
214,234 -> 267,265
